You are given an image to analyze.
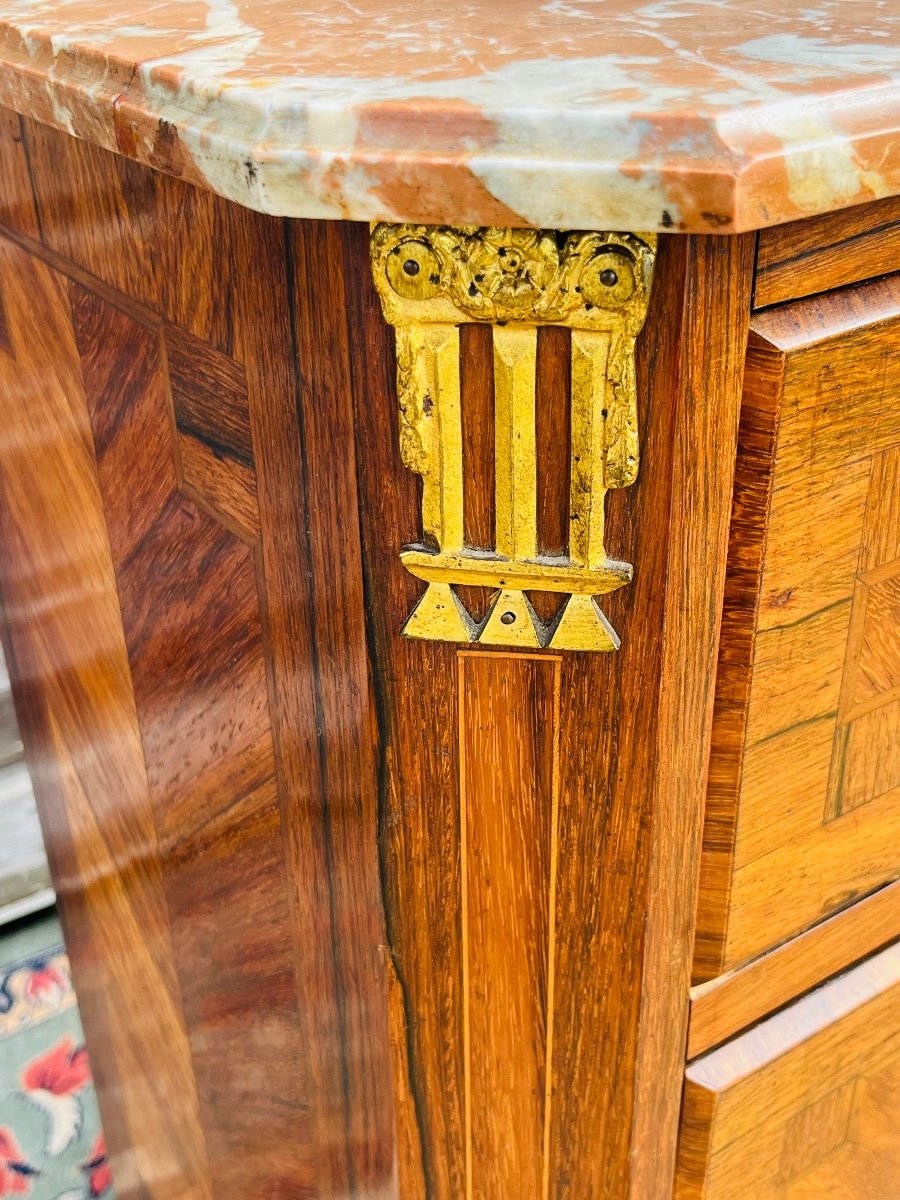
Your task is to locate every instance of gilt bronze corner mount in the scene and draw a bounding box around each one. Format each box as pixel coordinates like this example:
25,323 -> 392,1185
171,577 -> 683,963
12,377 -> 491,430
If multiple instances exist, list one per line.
370,222 -> 656,652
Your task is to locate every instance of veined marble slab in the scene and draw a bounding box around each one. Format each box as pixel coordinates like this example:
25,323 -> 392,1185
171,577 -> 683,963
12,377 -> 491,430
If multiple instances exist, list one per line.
0,1 -> 898,231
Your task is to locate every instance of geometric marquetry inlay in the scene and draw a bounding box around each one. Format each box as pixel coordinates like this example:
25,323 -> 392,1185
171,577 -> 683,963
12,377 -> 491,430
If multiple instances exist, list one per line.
695,281 -> 900,981
828,560 -> 900,819
777,1076 -> 861,1188
828,446 -> 900,821
846,570 -> 900,713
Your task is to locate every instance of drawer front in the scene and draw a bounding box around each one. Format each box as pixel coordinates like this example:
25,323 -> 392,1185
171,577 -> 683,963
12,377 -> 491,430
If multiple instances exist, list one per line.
695,273 -> 900,981
688,881 -> 900,1059
677,941 -> 900,1198
754,195 -> 900,309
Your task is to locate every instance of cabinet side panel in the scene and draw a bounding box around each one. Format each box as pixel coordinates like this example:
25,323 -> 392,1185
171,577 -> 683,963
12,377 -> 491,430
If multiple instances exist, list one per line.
70,284 -> 317,1198
0,235 -> 213,1200
0,115 -> 398,1199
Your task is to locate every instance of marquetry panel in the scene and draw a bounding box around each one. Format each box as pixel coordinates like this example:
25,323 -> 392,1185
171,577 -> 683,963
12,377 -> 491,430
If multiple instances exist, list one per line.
695,274 -> 900,982
70,284 -> 308,1196
0,113 -> 394,1199
0,235 -> 212,1200
12,113 -> 234,349
677,942 -> 900,1198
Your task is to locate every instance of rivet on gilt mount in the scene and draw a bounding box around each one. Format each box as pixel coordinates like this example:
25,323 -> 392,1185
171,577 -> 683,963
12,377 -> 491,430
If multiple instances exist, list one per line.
369,223 -> 656,652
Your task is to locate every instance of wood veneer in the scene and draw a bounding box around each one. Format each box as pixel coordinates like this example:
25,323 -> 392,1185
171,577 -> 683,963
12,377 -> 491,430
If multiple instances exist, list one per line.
677,941 -> 900,1198
695,272 -> 900,984
755,195 -> 900,309
0,109 -> 758,1192
0,114 -> 395,1200
0,107 -> 38,241
629,233 -> 755,1200
345,221 -> 755,1200
13,101 -> 888,1200
459,651 -> 560,1200
688,880 -> 900,1058
0,233 -> 212,1200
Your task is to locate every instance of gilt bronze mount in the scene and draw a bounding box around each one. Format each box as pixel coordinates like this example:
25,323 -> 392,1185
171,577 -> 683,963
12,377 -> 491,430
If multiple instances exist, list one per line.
370,223 -> 656,652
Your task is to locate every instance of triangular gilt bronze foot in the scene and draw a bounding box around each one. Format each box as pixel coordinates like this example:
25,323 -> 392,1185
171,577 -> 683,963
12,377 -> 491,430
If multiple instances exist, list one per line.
549,593 -> 620,652
402,582 -> 479,644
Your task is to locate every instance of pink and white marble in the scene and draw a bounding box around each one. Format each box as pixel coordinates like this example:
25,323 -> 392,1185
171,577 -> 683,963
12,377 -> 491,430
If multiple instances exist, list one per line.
0,0 -> 898,232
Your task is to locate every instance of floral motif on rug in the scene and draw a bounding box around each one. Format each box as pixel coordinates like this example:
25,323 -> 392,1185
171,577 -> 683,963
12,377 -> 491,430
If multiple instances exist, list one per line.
0,947 -> 112,1199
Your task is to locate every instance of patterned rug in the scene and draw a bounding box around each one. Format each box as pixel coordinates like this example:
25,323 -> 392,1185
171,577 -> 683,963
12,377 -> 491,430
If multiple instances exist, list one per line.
0,941 -> 112,1199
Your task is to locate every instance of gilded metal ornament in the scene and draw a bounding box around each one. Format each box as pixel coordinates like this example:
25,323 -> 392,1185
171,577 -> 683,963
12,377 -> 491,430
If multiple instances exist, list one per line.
369,223 -> 656,652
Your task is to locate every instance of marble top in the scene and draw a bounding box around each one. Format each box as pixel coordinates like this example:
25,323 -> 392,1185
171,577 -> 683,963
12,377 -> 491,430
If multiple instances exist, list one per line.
1,1 -> 899,233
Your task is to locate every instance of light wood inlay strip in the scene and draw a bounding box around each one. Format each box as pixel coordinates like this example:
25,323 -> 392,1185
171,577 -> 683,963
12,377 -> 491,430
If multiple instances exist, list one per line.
459,651 -> 561,1200
542,660 -> 562,1200
459,653 -> 472,1200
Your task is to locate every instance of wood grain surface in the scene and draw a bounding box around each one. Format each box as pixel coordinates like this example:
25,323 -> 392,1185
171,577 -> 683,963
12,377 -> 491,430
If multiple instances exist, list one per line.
344,219 -> 755,1200
344,219 -> 468,1200
755,194 -> 900,308
0,114 -> 395,1200
18,102 -> 899,1199
677,941 -> 900,1198
0,235 -> 213,1200
688,880 -> 900,1057
72,282 -> 312,1198
0,107 -> 39,240
695,273 -> 900,983
459,652 -> 559,1200
281,215 -> 396,1196
628,233 -> 755,1200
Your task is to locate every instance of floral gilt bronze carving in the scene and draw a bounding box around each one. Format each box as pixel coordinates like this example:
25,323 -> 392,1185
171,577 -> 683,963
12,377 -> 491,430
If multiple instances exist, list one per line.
370,223 -> 656,652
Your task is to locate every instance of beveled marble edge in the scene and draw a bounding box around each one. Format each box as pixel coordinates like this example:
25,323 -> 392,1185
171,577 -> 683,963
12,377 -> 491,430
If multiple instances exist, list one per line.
1,12 -> 900,234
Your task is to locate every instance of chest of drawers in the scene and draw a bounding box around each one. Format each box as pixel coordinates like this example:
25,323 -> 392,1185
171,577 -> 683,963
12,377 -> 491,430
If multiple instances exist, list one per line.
0,5 -> 897,1197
